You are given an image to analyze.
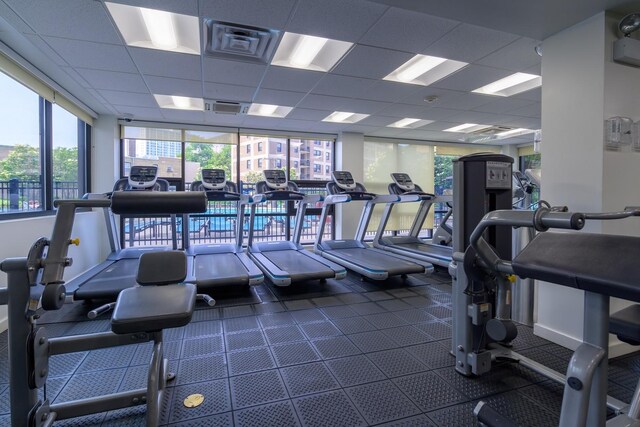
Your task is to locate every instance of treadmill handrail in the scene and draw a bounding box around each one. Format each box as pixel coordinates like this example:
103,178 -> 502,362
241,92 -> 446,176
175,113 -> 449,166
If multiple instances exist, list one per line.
323,194 -> 351,205
372,194 -> 401,204
204,190 -> 241,202
254,190 -> 305,201
302,194 -> 323,203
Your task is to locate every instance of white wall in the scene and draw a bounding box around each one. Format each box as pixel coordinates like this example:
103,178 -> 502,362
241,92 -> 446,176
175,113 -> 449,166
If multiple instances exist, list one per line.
335,132 -> 364,239
92,115 -> 120,193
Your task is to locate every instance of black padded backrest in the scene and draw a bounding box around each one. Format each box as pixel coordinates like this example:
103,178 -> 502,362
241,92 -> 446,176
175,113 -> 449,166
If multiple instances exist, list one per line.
512,231 -> 640,302
111,191 -> 207,215
255,180 -> 299,193
326,181 -> 367,195
190,181 -> 238,193
113,178 -> 169,192
137,250 -> 187,286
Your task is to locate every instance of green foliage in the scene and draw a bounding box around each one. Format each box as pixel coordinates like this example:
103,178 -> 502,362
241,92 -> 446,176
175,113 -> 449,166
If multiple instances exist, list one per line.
0,145 -> 40,181
53,147 -> 78,181
185,143 -> 232,179
434,155 -> 455,194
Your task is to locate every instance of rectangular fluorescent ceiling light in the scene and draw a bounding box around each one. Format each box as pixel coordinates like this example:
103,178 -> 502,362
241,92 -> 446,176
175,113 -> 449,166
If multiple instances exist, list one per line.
473,72 -> 541,97
154,95 -> 204,110
271,32 -> 353,72
443,123 -> 491,133
495,128 -> 535,138
384,54 -> 467,86
322,111 -> 369,123
387,118 -> 433,129
106,2 -> 200,54
248,103 -> 293,118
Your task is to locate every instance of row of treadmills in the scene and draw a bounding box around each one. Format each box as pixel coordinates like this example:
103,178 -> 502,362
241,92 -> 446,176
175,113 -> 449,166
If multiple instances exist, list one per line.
67,165 -> 453,312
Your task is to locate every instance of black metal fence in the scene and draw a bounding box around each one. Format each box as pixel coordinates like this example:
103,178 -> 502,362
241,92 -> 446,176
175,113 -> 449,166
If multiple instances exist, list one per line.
0,179 -> 80,213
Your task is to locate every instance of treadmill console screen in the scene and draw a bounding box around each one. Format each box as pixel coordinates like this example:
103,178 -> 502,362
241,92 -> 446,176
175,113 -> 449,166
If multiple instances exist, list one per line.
128,166 -> 158,189
332,171 -> 357,190
391,173 -> 415,192
202,169 -> 226,190
263,169 -> 288,190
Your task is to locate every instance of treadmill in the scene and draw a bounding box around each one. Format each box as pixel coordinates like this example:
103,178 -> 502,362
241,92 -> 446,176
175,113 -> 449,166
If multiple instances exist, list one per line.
69,166 -> 173,301
247,169 -> 346,286
315,171 -> 433,280
372,173 -> 453,268
185,169 -> 263,292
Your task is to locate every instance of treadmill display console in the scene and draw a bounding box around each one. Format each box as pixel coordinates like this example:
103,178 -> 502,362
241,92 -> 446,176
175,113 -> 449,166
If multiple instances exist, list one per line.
263,169 -> 288,190
202,169 -> 227,190
391,173 -> 415,192
128,166 -> 158,189
332,171 -> 357,190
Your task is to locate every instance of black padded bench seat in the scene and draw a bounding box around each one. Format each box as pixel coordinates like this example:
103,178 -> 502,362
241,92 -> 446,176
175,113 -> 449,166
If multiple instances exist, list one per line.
111,284 -> 196,334
512,232 -> 640,303
610,305 -> 640,345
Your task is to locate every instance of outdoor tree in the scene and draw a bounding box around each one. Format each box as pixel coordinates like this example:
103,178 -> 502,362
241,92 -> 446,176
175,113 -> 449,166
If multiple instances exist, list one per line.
433,154 -> 455,195
185,143 -> 232,179
0,145 -> 40,181
53,147 -> 78,182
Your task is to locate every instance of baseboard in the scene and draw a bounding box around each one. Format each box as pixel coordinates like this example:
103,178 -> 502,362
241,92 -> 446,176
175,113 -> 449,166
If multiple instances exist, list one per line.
534,322 -> 637,358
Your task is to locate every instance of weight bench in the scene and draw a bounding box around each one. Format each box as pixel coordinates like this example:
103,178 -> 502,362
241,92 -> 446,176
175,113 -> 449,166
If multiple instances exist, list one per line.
475,232 -> 640,427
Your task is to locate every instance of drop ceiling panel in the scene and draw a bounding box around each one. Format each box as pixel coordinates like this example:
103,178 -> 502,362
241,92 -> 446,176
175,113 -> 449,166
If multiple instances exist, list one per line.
476,37 -> 541,71
367,127 -> 412,138
378,103 -> 458,120
312,74 -> 375,99
358,115 -> 399,126
203,82 -> 255,101
198,0 -> 296,30
342,124 -> 380,133
472,97 -> 535,114
108,0 -> 198,15
509,102 -> 541,118
336,98 -> 390,114
285,108 -> 332,121
253,89 -> 306,106
297,94 -> 347,111
60,66 -> 89,88
204,113 -> 245,126
398,129 -> 454,140
359,7 -> 458,53
110,105 -> 163,120
332,45 -> 413,79
145,76 -> 203,98
401,88 -> 492,110
202,57 -> 267,86
446,110 -> 508,125
7,0 -> 121,44
129,48 -> 201,81
424,23 -> 518,62
286,0 -> 388,42
76,68 -> 148,93
44,36 -> 136,72
97,89 -> 157,108
0,2 -> 34,34
431,64 -> 513,92
23,34 -> 67,66
513,87 -> 541,102
260,67 -> 324,92
357,80 -> 419,103
160,109 -> 205,123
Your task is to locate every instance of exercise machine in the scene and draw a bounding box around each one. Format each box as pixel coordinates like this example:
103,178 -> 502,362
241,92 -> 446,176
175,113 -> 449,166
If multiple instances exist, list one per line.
0,191 -> 208,426
186,169 -> 263,292
68,166 -> 174,303
372,172 -> 453,267
315,171 -> 433,280
247,169 -> 346,286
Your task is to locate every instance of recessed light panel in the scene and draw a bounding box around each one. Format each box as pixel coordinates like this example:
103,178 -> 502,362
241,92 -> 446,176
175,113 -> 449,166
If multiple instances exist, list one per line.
443,123 -> 491,133
387,118 -> 433,129
495,128 -> 535,138
248,103 -> 293,118
106,2 -> 200,54
384,54 -> 468,86
322,111 -> 369,123
473,72 -> 541,97
154,95 -> 204,110
271,32 -> 353,72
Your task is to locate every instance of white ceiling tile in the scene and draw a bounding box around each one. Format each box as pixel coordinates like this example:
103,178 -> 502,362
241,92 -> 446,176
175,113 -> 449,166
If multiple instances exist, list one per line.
378,104 -> 459,120
286,108 -> 332,121
431,64 -> 513,92
145,76 -> 203,98
76,68 -> 148,93
398,129 -> 451,140
312,74 -> 374,99
108,0 -> 198,15
202,57 -> 266,86
509,102 -> 541,118
0,1 -> 35,34
23,34 -> 68,66
203,82 -> 255,102
335,98 -> 390,115
357,80 -> 419,103
342,124 -> 381,134
253,89 -> 306,106
476,37 -> 541,71
98,89 -> 156,108
160,109 -> 206,123
110,105 -> 163,120
512,86 -> 541,102
297,94 -> 347,111
417,121 -> 462,131
358,115 -> 399,126
473,98 -> 535,115
43,36 -> 136,72
367,127 -> 408,138
446,110 -> 506,125
8,0 -> 121,44
525,62 -> 541,75
286,0 -> 388,42
332,45 -> 413,79
424,23 -> 518,62
199,0 -> 296,30
360,7 -> 458,53
204,113 -> 245,126
260,67 -> 324,92
400,88 -> 492,111
60,66 -> 89,88
129,47 -> 201,80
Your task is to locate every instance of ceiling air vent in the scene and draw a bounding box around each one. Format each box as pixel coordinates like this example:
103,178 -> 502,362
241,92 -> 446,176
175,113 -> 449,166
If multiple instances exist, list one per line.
465,126 -> 517,143
204,100 -> 250,115
468,125 -> 512,136
205,20 -> 281,64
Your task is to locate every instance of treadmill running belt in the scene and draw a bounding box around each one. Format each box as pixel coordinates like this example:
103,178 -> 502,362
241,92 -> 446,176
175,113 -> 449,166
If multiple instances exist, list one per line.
329,248 -> 424,275
74,259 -> 140,300
194,253 -> 249,287
395,242 -> 452,260
263,250 -> 335,281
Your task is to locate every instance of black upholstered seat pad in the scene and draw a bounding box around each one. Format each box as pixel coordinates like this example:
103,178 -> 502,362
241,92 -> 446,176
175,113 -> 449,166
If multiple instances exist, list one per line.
512,231 -> 640,303
111,284 -> 196,334
610,305 -> 640,344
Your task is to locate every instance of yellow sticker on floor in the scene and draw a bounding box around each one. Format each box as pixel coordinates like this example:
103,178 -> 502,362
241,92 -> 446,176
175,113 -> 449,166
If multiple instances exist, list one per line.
183,393 -> 205,408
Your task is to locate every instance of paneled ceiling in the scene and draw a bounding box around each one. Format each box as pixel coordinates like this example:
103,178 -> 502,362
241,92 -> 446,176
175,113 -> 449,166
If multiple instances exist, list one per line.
0,0 -> 623,144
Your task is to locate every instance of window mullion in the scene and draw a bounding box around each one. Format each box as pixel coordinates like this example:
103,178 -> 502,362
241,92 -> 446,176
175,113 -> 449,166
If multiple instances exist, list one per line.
41,98 -> 53,211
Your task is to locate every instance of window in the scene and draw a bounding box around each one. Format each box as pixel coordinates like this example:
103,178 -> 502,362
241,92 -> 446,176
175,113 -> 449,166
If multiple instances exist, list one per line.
294,147 -> 299,154
294,161 -> 298,168
246,144 -> 250,153
247,159 -> 251,169
0,71 -> 89,216
237,136 -> 286,183
325,165 -> 330,173
314,150 -> 321,157
325,152 -> 330,161
184,131 -> 235,185
277,143 -> 282,153
122,127 -> 182,179
314,164 -> 321,173
258,142 -> 263,152
275,159 -> 282,168
290,138 -> 333,180
258,159 -> 263,168
314,140 -> 321,146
